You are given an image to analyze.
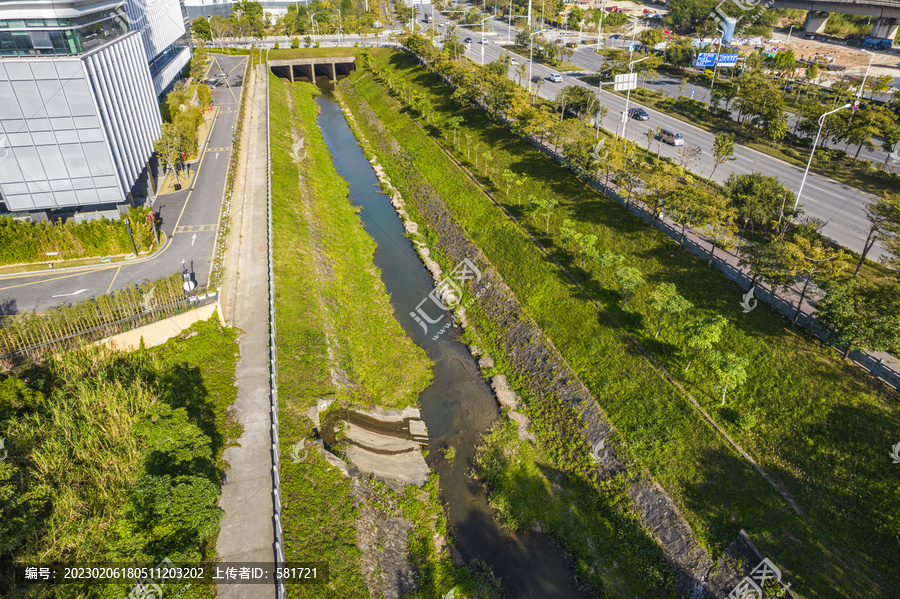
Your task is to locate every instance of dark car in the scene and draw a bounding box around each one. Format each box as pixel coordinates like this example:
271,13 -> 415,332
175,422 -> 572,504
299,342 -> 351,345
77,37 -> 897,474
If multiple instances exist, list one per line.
628,107 -> 650,121
531,74 -> 541,83
610,34 -> 622,40
464,37 -> 473,43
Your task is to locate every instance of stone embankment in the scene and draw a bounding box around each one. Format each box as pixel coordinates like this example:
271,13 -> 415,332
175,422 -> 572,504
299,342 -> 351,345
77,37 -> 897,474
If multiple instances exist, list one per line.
340,85 -> 752,598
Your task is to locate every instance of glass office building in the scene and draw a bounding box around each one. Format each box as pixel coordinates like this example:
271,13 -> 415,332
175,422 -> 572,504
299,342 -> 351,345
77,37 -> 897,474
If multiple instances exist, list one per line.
0,1 -> 189,212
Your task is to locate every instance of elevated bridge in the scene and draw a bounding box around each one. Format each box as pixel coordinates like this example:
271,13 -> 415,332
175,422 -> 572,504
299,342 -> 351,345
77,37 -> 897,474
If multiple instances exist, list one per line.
268,56 -> 357,83
767,0 -> 900,41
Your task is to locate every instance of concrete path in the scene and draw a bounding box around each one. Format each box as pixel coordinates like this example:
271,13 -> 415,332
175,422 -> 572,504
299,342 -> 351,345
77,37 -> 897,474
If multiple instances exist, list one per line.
216,61 -> 277,599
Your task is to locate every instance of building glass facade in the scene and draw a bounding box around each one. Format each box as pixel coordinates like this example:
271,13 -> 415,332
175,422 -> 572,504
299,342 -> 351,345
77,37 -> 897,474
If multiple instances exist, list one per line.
0,7 -> 130,56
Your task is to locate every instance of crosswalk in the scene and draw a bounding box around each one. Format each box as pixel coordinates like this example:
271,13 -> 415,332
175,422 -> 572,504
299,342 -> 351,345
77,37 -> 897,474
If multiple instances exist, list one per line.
174,224 -> 219,234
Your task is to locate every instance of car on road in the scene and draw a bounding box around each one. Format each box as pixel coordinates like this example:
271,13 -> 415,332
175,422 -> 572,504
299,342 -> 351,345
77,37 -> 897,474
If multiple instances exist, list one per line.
628,107 -> 650,120
531,75 -> 541,83
546,73 -> 563,83
478,38 -> 489,44
464,37 -> 473,43
610,34 -> 622,40
659,127 -> 684,146
509,57 -> 519,65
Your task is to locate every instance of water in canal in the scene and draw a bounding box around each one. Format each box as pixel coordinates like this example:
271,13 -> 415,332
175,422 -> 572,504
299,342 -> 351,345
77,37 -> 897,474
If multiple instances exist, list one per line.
313,87 -> 588,598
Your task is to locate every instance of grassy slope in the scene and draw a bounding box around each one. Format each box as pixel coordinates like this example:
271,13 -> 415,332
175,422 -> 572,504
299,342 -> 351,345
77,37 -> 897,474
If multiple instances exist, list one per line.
342,50 -> 900,598
270,72 -> 450,597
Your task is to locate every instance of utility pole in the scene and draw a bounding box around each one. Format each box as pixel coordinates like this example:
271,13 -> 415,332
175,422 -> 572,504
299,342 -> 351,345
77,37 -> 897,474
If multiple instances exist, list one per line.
794,103 -> 851,211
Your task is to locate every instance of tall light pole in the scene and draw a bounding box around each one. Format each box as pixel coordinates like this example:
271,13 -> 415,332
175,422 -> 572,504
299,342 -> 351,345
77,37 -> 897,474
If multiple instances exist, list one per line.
857,48 -> 876,102
597,7 -> 605,47
794,103 -> 851,211
528,29 -> 548,93
336,8 -> 342,45
710,28 -> 724,92
479,17 -> 490,65
786,24 -> 793,45
620,55 -> 649,142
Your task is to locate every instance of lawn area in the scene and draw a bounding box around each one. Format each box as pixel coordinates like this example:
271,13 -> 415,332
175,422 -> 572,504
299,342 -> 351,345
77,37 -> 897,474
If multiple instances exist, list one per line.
339,49 -> 900,598
269,69 -> 468,597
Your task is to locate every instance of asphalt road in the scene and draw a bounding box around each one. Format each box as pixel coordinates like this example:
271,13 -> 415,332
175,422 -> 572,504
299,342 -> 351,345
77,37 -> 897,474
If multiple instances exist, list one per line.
421,7 -> 889,260
0,54 -> 248,315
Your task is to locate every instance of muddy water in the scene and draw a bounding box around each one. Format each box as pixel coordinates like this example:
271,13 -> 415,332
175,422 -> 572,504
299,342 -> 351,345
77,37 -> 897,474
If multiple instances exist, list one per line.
313,88 -> 587,598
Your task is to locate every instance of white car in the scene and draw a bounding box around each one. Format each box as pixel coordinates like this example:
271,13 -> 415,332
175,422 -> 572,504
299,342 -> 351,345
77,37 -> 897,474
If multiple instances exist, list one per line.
478,38 -> 489,44
546,73 -> 563,83
509,57 -> 519,65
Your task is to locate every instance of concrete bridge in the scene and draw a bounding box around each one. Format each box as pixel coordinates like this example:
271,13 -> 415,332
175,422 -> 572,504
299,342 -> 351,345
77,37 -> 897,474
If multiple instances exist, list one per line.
768,0 -> 900,40
268,56 -> 357,83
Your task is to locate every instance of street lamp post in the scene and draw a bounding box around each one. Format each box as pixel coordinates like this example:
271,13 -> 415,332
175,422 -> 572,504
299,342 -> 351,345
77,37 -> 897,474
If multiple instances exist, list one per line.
857,48 -> 876,102
794,103 -> 852,211
479,17 -> 490,65
619,55 -> 649,142
336,8 -> 342,45
123,218 -> 138,257
528,29 -> 548,93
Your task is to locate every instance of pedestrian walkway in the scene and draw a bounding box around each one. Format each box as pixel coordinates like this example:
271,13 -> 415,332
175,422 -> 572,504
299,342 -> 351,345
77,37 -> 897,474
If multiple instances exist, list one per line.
216,60 -> 277,599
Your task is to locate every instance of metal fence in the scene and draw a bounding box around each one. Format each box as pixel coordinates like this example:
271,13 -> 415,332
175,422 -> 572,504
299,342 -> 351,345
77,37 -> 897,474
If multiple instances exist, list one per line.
264,52 -> 288,599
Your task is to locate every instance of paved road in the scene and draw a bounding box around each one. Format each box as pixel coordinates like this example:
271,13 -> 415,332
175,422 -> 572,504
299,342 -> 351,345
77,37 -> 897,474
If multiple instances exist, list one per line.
0,54 -> 247,315
421,7 -> 889,260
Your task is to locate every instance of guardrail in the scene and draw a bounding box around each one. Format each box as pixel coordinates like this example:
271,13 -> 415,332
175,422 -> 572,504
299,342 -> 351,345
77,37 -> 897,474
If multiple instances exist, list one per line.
264,50 -> 288,599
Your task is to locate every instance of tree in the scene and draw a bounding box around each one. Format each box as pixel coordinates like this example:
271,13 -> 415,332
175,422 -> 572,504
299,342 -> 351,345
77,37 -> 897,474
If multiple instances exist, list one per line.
725,172 -> 796,236
527,197 -> 559,234
577,234 -> 598,268
191,17 -> 212,41
816,279 -> 900,359
707,132 -> 736,185
208,15 -> 231,47
592,252 -> 624,289
640,28 -> 663,48
705,350 -> 749,405
880,126 -> 900,171
697,193 -> 738,267
855,193 -> 900,276
681,314 -> 727,371
844,103 -> 896,159
481,150 -> 492,176
560,219 -> 582,252
644,162 -> 681,229
615,266 -> 644,312
648,283 -> 693,338
501,169 -> 516,198
782,236 -> 847,325
738,240 -> 796,293
154,123 -> 182,179
666,186 -> 712,246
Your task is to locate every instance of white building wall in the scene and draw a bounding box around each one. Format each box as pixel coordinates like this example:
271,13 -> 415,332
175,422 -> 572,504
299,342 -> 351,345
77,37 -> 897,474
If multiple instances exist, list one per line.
126,0 -> 187,62
152,45 -> 191,96
0,32 -> 160,211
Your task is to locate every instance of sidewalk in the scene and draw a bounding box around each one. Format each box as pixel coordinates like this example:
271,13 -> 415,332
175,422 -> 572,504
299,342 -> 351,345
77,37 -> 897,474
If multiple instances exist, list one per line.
215,59 -> 277,599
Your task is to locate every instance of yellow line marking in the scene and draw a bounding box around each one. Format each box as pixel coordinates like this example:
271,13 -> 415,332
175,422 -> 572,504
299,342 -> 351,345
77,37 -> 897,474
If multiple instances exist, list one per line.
105,265 -> 122,294
173,110 -> 221,231
0,267 -> 111,293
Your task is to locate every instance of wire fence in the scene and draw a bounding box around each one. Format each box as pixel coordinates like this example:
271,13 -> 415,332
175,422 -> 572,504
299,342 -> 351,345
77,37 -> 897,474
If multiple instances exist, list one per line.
0,273 -> 215,369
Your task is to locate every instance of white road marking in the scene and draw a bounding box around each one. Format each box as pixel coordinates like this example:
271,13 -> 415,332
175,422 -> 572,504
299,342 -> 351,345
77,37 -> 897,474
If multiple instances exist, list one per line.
192,233 -> 197,246
216,152 -> 219,159
51,289 -> 89,298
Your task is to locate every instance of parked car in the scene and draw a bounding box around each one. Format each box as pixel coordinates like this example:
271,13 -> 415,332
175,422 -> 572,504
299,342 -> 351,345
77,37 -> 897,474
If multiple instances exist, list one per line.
628,107 -> 650,120
546,73 -> 563,83
659,127 -> 684,146
605,5 -> 618,11
610,34 -> 622,40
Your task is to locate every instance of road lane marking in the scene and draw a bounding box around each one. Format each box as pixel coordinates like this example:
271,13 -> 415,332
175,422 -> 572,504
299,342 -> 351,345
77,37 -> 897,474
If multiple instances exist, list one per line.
106,265 -> 122,294
51,288 -> 89,298
174,224 -> 219,233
